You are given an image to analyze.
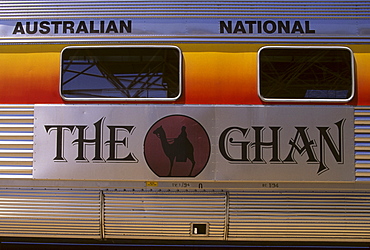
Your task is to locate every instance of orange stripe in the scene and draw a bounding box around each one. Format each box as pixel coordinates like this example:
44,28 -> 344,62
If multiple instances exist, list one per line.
0,44 -> 368,105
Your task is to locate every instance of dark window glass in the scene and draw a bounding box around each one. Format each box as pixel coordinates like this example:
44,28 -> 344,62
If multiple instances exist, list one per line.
259,47 -> 353,101
61,47 -> 181,100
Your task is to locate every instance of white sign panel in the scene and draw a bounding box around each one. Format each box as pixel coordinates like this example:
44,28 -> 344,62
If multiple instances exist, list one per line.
33,105 -> 354,181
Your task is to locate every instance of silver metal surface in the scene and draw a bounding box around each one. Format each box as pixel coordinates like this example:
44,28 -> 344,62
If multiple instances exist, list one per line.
0,105 -> 33,178
228,191 -> 370,242
0,188 -> 101,238
0,1 -> 369,44
2,188 -> 370,242
355,107 -> 370,181
103,191 -> 226,240
0,1 -> 369,18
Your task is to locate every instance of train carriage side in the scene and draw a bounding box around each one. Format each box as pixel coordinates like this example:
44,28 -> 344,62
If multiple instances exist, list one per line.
0,0 -> 369,246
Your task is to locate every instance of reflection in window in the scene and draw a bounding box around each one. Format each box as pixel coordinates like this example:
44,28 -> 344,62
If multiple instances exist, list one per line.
61,47 -> 181,100
259,47 -> 353,102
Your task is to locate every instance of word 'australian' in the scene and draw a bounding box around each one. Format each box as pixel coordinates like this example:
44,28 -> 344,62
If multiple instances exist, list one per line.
12,20 -> 132,35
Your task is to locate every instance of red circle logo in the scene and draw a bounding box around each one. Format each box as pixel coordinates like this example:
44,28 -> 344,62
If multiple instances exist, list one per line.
144,115 -> 210,177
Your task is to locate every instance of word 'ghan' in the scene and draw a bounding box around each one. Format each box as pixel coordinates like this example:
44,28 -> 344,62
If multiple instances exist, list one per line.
219,119 -> 344,175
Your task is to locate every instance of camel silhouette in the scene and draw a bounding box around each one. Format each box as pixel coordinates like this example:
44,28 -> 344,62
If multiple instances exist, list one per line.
153,125 -> 196,176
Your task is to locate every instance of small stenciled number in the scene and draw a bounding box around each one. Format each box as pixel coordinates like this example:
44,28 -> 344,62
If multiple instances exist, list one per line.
172,182 -> 190,188
262,183 -> 279,188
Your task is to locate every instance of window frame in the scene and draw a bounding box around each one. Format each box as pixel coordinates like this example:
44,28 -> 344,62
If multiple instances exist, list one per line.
257,46 -> 355,103
60,45 -> 182,101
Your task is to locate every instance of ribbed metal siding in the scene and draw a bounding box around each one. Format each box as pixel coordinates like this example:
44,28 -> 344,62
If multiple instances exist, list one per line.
0,189 -> 101,238
0,1 -> 369,18
0,105 -> 33,178
104,191 -> 226,240
228,191 -> 370,242
355,106 -> 370,181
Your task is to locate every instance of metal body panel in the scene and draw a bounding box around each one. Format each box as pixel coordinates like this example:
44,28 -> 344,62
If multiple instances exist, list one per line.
104,191 -> 226,240
0,106 -> 33,178
0,188 -> 101,239
2,188 -> 370,243
228,191 -> 370,242
1,0 -> 369,18
0,0 -> 370,246
355,107 -> 370,181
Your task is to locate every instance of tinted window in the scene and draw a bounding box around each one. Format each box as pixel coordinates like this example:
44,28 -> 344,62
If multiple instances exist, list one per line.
259,47 -> 353,102
61,46 -> 181,100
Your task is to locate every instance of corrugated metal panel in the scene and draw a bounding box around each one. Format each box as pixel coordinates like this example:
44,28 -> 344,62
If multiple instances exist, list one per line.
104,191 -> 226,240
228,191 -> 370,242
355,106 -> 370,181
0,189 -> 101,238
0,1 -> 369,18
0,106 -> 33,178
